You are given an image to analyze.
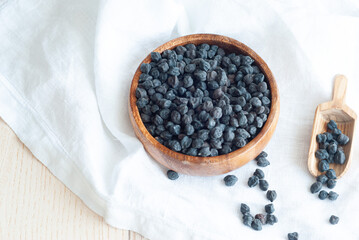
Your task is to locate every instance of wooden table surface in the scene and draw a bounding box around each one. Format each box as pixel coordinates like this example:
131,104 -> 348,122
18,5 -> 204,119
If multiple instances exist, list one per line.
0,118 -> 148,240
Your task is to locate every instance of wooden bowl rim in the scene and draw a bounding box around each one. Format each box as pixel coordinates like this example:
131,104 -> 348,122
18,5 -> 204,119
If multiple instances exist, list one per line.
129,33 -> 279,165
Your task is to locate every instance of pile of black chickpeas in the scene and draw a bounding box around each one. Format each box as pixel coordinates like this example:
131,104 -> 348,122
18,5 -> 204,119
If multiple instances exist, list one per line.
136,43 -> 271,157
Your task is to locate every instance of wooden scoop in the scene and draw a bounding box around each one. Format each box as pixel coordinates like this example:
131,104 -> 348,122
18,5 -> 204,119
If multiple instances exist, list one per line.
308,75 -> 357,179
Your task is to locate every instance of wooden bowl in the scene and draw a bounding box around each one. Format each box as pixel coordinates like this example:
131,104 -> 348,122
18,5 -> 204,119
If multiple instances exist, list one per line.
129,34 -> 280,176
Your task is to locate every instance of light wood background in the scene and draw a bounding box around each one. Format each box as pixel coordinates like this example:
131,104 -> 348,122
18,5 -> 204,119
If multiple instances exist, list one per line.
0,118 -> 148,240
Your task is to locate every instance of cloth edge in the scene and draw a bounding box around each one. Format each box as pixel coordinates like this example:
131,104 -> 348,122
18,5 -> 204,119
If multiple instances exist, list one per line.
0,75 -> 225,240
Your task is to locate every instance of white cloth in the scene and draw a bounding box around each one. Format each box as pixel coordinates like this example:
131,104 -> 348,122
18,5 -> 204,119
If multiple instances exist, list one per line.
1,0 -> 359,239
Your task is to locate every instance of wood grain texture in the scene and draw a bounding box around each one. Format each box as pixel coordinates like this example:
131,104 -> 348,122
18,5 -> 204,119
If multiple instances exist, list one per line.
0,118 -> 149,240
129,34 -> 280,176
308,75 -> 357,179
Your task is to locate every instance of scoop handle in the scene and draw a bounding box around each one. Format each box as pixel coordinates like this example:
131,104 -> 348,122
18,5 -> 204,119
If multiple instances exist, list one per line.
332,75 -> 347,106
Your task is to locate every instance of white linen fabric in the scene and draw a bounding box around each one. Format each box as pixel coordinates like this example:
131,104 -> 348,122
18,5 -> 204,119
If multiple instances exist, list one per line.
1,0 -> 359,239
